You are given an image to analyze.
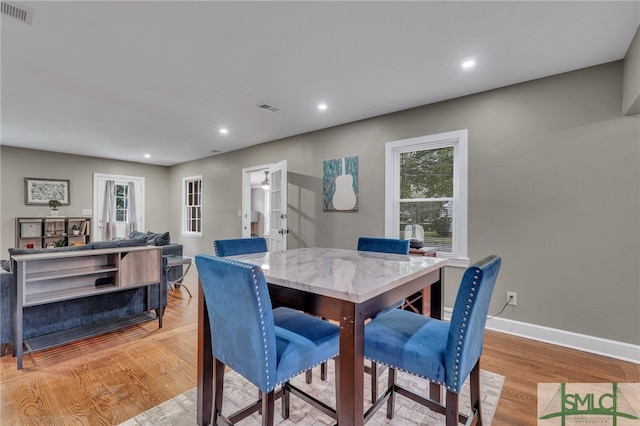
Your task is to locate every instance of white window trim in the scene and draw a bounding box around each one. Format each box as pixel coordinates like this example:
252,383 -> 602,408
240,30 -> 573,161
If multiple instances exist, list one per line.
182,175 -> 203,238
385,129 -> 469,267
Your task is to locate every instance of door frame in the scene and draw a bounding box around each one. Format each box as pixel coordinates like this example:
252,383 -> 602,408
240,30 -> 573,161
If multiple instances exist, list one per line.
241,164 -> 271,238
93,173 -> 145,240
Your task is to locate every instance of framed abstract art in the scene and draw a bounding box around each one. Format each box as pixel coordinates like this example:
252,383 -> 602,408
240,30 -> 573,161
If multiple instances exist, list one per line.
323,156 -> 358,211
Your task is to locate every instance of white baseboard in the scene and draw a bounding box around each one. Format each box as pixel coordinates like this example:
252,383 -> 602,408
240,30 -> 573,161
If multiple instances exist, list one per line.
443,308 -> 640,364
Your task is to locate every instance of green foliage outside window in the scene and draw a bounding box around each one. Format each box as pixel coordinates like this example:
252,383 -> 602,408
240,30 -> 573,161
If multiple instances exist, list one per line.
400,147 -> 453,199
399,146 -> 454,251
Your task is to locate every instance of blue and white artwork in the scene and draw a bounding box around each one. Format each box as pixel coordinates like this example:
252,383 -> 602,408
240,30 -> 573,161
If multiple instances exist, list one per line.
323,156 -> 358,211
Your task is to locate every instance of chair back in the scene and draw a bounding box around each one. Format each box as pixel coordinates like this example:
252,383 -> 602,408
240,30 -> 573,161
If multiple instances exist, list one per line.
214,237 -> 268,257
445,255 -> 501,393
357,237 -> 409,255
195,254 -> 278,393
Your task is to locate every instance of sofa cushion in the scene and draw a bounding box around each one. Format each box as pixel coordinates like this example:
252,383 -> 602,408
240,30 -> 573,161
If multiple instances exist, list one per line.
87,237 -> 147,250
128,231 -> 148,240
146,231 -> 170,246
126,231 -> 170,246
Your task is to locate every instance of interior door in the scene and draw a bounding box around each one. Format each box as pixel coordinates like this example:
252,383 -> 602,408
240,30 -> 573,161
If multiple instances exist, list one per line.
93,173 -> 145,240
268,160 -> 287,252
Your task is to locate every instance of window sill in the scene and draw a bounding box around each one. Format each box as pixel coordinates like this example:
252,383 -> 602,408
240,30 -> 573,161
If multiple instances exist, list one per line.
182,232 -> 203,238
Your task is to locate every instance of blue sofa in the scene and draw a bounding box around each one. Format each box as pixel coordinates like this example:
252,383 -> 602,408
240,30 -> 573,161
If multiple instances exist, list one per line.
1,234 -> 182,357
0,265 -> 11,356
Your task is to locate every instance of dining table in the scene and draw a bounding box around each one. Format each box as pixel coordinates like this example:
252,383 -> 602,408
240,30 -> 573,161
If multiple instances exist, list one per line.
196,247 -> 449,425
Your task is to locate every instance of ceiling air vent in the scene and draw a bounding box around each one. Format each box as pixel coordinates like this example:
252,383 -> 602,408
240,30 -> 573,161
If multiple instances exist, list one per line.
257,102 -> 280,113
1,1 -> 33,24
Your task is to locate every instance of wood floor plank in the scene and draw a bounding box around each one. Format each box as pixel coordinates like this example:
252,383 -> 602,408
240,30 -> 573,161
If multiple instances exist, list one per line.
1,267 -> 638,425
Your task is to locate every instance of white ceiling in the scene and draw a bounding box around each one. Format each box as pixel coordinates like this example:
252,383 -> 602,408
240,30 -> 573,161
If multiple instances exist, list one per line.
1,1 -> 639,166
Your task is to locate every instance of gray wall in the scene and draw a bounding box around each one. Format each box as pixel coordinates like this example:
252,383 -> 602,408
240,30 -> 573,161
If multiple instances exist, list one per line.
170,61 -> 639,345
623,26 -> 640,115
0,147 -> 171,256
2,61 -> 638,346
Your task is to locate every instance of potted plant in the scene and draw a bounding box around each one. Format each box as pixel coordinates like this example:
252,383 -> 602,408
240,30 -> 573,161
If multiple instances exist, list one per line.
71,224 -> 81,235
48,199 -> 62,216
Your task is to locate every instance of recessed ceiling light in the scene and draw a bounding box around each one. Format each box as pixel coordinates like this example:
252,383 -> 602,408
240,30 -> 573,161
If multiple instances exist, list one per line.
462,60 -> 476,69
144,154 -> 151,159
219,128 -> 229,135
317,103 -> 328,111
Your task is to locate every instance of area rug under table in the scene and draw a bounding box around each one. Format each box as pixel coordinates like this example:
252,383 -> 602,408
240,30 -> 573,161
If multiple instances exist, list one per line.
121,363 -> 504,425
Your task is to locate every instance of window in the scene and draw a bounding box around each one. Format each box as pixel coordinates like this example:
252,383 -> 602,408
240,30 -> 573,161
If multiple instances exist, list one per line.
115,184 -> 128,222
385,129 -> 468,267
182,175 -> 203,237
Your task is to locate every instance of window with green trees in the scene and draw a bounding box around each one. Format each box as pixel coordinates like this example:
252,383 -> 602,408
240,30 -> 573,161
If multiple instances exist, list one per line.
385,130 -> 468,266
400,146 -> 454,251
115,184 -> 128,222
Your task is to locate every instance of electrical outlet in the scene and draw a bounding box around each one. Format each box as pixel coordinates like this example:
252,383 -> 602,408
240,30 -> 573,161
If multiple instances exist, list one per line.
507,292 -> 517,306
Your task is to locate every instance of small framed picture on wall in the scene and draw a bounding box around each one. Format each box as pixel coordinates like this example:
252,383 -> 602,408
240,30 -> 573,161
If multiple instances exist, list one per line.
24,178 -> 70,205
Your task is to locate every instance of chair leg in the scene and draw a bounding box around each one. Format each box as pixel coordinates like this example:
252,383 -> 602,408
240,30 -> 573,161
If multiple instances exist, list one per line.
213,359 -> 225,424
305,369 -> 313,384
334,357 -> 340,415
370,362 -> 379,403
386,367 -> 397,419
445,390 -> 459,426
282,383 -> 290,419
318,316 -> 328,381
469,361 -> 482,425
261,390 -> 275,426
430,381 -> 441,403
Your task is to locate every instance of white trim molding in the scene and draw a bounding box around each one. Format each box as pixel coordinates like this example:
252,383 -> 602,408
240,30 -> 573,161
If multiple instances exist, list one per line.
444,308 -> 640,364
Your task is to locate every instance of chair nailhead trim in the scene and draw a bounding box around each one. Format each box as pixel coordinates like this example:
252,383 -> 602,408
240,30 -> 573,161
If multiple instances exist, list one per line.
449,268 -> 481,392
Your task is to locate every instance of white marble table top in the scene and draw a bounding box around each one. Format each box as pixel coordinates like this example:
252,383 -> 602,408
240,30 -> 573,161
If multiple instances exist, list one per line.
227,247 -> 448,303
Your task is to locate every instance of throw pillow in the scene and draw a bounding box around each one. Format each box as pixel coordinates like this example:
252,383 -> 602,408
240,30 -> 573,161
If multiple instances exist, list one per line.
1,260 -> 10,272
128,231 -> 147,240
147,231 -> 170,246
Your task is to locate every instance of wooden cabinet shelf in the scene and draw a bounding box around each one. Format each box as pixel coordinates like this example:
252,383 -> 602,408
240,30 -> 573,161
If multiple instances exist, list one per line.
15,217 -> 92,249
24,281 -> 120,307
11,246 -> 163,369
25,265 -> 119,282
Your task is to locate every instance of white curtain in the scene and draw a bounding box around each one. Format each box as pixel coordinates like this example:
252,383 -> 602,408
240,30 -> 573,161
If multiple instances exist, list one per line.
102,180 -> 116,240
126,181 -> 137,235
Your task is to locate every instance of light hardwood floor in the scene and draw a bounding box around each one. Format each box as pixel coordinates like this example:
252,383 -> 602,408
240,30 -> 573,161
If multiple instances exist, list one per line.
1,267 -> 638,425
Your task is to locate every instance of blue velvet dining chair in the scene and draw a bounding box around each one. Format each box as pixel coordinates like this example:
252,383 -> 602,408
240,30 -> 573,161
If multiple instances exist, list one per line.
195,254 -> 339,425
363,255 -> 502,426
214,237 -> 268,257
357,236 -> 410,255
214,236 -> 328,384
357,236 -> 410,402
357,237 -> 409,315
